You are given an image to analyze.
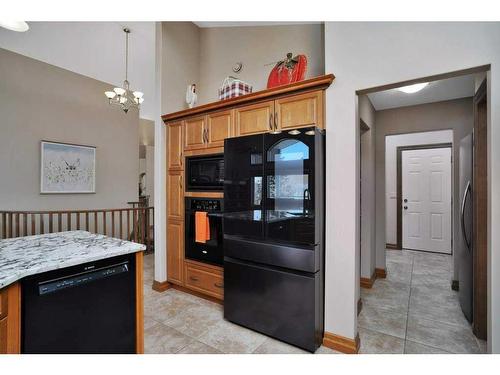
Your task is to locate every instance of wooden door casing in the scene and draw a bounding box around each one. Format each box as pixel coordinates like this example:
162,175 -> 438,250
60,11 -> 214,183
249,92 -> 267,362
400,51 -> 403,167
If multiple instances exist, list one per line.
167,220 -> 184,285
275,90 -> 324,130
206,110 -> 233,148
168,121 -> 184,170
184,116 -> 207,151
235,100 -> 274,136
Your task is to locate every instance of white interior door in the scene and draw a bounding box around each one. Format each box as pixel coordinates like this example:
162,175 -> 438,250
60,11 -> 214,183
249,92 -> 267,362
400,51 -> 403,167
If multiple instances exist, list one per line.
402,147 -> 452,253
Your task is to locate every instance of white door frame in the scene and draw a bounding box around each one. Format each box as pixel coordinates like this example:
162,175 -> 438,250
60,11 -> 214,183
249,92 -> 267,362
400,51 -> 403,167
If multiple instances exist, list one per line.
396,143 -> 453,253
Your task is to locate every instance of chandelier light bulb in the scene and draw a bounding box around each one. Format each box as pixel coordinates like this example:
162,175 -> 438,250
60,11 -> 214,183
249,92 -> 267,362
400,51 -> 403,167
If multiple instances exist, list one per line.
119,96 -> 128,104
0,21 -> 29,32
104,91 -> 116,99
133,91 -> 144,99
113,87 -> 126,96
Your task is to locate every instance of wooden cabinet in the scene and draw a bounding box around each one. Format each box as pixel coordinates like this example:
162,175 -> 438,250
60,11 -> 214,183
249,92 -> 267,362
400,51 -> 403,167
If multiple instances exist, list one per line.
184,116 -> 206,151
184,260 -> 224,300
0,283 -> 20,354
167,220 -> 184,285
184,111 -> 233,151
275,90 -> 324,130
168,121 -> 184,170
235,100 -> 274,136
206,110 -> 233,148
167,171 -> 184,220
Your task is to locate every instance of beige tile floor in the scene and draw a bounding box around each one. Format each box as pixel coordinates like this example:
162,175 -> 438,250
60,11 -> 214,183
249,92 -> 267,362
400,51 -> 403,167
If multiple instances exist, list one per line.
358,249 -> 487,354
142,250 -> 487,354
142,253 -> 339,354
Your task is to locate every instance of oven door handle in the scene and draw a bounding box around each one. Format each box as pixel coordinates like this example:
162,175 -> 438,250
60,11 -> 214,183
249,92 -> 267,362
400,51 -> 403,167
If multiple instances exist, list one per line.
207,212 -> 224,218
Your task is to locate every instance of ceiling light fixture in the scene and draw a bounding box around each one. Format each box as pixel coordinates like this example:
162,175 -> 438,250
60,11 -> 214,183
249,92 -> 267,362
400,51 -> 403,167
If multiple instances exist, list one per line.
104,28 -> 144,113
288,130 -> 301,135
0,21 -> 29,32
397,82 -> 429,94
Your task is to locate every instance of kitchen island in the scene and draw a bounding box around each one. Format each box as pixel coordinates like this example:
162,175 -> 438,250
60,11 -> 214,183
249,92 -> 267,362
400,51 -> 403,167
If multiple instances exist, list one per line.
0,231 -> 146,354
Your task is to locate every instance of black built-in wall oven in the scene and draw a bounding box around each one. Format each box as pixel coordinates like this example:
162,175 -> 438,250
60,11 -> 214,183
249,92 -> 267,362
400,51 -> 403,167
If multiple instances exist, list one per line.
185,197 -> 224,266
186,154 -> 224,191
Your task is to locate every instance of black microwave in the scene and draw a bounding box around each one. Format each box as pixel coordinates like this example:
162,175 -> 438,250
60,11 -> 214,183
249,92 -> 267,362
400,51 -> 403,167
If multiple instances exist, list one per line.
186,154 -> 224,191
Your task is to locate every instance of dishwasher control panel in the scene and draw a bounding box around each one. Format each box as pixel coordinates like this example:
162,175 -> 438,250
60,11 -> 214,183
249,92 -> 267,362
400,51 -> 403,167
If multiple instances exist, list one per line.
38,262 -> 129,295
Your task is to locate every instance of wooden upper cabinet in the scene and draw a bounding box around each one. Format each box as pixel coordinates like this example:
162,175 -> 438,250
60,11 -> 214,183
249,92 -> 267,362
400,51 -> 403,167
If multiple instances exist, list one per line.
167,171 -> 184,220
168,121 -> 184,170
235,100 -> 274,136
206,110 -> 233,148
275,90 -> 324,130
167,220 -> 184,285
184,116 -> 206,151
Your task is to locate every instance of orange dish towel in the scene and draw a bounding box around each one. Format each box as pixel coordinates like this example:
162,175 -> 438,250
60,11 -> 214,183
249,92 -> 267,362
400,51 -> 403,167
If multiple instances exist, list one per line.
195,211 -> 211,243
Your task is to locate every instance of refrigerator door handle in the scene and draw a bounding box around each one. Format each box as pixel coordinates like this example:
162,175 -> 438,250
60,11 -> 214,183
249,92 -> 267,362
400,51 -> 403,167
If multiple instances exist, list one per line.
461,180 -> 472,251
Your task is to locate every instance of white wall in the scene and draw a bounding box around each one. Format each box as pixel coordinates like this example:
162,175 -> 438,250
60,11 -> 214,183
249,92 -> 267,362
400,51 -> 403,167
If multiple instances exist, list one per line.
324,22 -> 499,353
385,130 -> 453,245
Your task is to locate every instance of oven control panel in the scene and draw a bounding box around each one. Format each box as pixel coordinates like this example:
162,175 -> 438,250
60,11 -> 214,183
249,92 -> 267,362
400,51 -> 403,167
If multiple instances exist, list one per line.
188,199 -> 222,212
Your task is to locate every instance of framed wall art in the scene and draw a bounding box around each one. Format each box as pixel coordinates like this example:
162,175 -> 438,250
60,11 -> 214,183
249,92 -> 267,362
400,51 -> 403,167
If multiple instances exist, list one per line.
40,141 -> 96,194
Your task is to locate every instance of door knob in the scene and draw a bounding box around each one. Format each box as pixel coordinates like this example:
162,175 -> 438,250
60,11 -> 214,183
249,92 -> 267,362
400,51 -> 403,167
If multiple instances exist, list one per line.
404,198 -> 408,203
404,206 -> 408,210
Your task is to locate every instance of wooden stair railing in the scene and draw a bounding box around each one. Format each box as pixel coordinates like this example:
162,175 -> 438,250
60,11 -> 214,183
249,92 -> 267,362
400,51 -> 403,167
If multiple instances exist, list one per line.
0,207 -> 155,251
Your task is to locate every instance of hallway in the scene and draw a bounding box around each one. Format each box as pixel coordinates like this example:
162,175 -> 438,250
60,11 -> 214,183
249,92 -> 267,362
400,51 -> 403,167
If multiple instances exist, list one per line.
358,249 -> 486,353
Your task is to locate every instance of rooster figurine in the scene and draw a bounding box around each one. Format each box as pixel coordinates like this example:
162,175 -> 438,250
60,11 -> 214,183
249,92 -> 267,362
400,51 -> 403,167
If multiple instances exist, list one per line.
186,84 -> 198,109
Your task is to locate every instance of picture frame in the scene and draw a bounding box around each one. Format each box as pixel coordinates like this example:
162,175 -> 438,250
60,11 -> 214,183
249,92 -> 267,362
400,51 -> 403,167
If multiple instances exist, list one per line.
40,140 -> 96,194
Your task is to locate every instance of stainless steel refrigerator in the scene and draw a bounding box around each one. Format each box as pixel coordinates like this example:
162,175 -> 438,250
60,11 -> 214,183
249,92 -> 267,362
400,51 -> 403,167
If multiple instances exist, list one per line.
459,133 -> 473,322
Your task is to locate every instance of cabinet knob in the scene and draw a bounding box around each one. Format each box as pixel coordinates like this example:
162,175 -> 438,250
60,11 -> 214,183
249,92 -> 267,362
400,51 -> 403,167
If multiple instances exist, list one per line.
189,276 -> 199,282
274,112 -> 278,130
214,282 -> 224,288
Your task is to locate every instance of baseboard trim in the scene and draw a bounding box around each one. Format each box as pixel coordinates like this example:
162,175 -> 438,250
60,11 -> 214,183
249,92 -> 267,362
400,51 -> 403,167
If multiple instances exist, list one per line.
152,280 -> 171,292
451,280 -> 459,291
323,332 -> 360,354
375,268 -> 387,279
386,243 -> 400,250
170,284 -> 223,305
360,271 -> 376,289
357,298 -> 363,316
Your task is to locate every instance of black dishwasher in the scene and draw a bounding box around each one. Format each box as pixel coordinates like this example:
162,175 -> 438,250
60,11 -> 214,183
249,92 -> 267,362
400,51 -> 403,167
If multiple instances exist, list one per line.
22,253 -> 136,354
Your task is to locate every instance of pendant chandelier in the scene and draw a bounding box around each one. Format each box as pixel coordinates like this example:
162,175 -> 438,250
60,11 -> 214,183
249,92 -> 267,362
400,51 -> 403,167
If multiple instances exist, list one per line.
104,28 -> 144,113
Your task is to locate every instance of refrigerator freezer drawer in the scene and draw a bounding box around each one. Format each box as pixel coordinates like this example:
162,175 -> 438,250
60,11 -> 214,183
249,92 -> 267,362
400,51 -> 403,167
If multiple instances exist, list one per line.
224,236 -> 319,273
224,257 -> 323,352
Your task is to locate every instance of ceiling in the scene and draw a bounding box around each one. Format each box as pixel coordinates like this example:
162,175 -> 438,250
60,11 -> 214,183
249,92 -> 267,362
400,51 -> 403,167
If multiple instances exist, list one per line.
193,21 -> 322,28
0,22 -> 156,120
367,73 -> 476,111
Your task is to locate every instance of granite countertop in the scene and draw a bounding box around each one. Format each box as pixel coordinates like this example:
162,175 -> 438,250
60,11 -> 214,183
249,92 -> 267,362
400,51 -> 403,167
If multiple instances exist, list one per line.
0,231 -> 146,289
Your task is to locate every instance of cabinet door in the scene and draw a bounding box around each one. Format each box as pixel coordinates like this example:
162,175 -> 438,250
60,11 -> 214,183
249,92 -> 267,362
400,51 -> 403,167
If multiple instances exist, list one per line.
167,220 -> 184,285
275,90 -> 324,130
235,100 -> 274,136
167,172 -> 184,220
207,110 -> 233,148
0,317 -> 6,354
168,121 -> 184,170
184,116 -> 207,151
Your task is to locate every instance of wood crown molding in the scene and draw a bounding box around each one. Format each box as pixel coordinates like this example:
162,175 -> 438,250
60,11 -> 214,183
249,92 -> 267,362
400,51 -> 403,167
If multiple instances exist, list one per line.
162,74 -> 334,122
323,332 -> 360,354
375,268 -> 387,279
152,280 -> 171,292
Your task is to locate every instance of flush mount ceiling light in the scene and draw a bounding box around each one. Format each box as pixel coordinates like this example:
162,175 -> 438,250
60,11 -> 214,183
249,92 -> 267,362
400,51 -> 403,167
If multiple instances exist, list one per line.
396,82 -> 429,94
104,28 -> 144,113
0,21 -> 29,32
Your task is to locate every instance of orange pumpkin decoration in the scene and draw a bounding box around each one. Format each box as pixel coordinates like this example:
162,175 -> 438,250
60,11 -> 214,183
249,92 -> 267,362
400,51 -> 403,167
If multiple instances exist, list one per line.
267,53 -> 308,89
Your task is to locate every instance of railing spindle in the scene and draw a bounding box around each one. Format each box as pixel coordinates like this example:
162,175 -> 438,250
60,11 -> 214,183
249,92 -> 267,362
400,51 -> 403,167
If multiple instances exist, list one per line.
31,214 -> 35,235
94,212 -> 98,233
8,213 -> 13,238
15,213 -> 20,237
49,213 -> 53,233
103,211 -> 107,235
119,210 -> 123,239
58,213 -> 62,232
76,212 -> 81,230
111,211 -> 115,237
127,210 -> 130,241
67,213 -> 71,231
40,213 -> 45,234
85,212 -> 89,231
23,213 -> 27,237
2,212 -> 6,239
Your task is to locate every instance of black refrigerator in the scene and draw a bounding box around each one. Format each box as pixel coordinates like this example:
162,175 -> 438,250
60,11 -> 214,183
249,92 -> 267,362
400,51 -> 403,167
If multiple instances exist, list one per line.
458,133 -> 473,322
223,126 -> 325,352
